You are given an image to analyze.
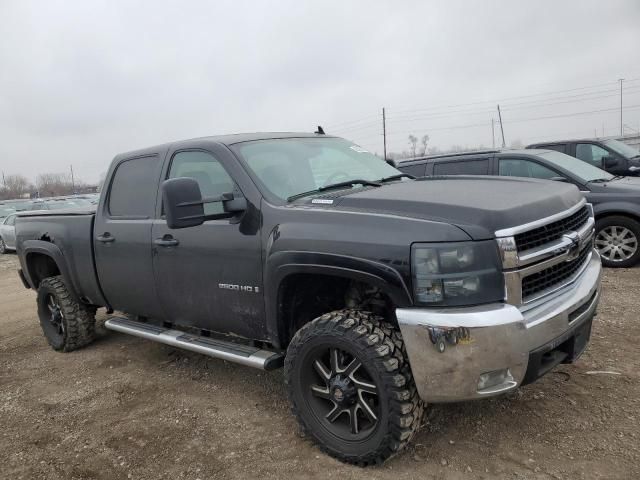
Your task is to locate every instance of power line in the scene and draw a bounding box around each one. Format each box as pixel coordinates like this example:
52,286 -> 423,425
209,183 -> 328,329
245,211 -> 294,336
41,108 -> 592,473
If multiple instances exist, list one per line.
331,77 -> 640,132
384,86 -> 640,124
389,77 -> 640,116
352,104 -> 640,142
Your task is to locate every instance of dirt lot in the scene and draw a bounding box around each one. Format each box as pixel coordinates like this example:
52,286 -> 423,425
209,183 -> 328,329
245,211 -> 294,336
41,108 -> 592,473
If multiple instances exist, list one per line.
0,253 -> 639,480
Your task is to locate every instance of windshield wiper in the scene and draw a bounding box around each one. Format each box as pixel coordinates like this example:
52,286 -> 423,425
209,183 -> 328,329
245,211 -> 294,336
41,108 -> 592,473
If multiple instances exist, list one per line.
287,179 -> 381,202
589,178 -> 612,183
378,173 -> 415,183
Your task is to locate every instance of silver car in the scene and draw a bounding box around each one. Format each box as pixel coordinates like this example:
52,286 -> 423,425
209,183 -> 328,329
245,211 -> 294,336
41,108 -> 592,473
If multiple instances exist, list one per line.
0,214 -> 16,253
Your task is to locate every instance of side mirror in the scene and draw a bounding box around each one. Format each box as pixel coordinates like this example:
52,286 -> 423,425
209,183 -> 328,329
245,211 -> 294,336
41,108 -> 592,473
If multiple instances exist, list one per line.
385,158 -> 397,167
550,176 -> 569,183
604,156 -> 620,168
162,177 -> 248,229
162,177 -> 206,229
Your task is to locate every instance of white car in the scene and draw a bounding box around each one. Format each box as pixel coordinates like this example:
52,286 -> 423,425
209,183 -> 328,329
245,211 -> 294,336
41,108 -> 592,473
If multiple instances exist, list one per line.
0,214 -> 16,253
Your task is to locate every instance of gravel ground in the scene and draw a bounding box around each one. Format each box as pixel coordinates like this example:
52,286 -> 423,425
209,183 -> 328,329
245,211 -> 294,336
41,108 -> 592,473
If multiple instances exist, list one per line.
0,253 -> 638,480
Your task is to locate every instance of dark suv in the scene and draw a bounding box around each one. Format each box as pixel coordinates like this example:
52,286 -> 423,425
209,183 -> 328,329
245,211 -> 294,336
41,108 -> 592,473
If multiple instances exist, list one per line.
526,138 -> 640,176
397,149 -> 640,268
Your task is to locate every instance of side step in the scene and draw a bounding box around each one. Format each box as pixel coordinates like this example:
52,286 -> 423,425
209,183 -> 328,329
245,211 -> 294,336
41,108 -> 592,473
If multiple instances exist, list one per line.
104,317 -> 284,370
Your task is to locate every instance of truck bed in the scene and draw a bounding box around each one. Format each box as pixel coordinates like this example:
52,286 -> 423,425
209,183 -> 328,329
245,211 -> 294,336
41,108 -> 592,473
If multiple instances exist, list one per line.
15,208 -> 108,308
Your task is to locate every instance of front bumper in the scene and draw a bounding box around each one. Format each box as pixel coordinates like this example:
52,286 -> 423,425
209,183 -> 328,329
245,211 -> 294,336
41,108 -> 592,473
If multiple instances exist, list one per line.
397,249 -> 602,403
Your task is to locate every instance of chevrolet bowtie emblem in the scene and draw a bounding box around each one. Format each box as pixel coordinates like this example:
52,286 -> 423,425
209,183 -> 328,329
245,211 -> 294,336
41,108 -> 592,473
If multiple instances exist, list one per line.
562,231 -> 581,261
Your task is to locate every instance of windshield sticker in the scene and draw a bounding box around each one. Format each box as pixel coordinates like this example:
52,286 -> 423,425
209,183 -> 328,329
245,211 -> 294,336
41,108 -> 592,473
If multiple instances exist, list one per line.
350,145 -> 369,153
312,199 -> 334,205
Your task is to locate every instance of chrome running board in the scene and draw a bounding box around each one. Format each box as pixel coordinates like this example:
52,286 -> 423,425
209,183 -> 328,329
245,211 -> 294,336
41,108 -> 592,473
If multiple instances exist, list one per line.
104,316 -> 284,370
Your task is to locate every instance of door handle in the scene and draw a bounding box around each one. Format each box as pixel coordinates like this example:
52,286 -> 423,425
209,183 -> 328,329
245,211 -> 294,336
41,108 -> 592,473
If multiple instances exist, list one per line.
154,236 -> 179,247
96,233 -> 115,243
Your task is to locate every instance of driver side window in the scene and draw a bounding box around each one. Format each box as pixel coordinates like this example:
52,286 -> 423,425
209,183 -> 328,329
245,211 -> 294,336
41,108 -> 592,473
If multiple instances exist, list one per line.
576,143 -> 609,168
168,151 -> 235,216
499,159 -> 560,180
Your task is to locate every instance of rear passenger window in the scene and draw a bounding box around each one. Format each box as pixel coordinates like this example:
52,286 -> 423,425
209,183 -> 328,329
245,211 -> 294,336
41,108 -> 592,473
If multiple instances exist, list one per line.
108,156 -> 160,217
433,159 -> 489,176
398,163 -> 426,177
499,159 -> 559,180
168,151 -> 235,216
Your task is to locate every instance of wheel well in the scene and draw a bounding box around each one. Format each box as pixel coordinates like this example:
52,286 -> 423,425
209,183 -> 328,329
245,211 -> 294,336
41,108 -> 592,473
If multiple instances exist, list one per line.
278,273 -> 396,346
595,212 -> 640,225
26,253 -> 60,288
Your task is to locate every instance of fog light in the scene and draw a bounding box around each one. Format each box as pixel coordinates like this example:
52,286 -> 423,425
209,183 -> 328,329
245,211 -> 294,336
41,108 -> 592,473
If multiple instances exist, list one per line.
477,368 -> 512,391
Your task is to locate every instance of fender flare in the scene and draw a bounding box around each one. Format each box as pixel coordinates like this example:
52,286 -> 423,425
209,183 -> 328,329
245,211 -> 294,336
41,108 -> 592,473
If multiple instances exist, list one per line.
264,251 -> 412,348
592,203 -> 640,222
21,240 -> 81,302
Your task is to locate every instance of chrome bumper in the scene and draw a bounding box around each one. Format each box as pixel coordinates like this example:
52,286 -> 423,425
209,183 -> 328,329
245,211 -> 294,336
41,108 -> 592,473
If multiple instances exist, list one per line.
397,249 -> 602,403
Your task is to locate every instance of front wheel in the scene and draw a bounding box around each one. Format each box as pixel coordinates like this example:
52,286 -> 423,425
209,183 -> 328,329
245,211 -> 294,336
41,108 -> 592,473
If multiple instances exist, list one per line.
595,216 -> 640,268
0,237 -> 6,254
285,310 -> 423,465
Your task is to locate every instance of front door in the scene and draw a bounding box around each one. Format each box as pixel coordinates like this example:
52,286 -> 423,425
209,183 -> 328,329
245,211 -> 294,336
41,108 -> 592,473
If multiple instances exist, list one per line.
94,153 -> 165,319
151,149 -> 265,339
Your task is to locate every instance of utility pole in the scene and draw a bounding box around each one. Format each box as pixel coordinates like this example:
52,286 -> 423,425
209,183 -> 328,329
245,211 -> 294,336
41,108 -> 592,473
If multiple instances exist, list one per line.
491,118 -> 496,148
619,78 -> 624,137
70,165 -> 76,193
497,105 -> 506,148
2,171 -> 5,187
382,107 -> 387,161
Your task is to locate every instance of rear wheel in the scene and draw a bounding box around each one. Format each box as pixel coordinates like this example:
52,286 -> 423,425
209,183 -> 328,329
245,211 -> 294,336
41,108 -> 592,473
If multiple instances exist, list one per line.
595,216 -> 640,268
37,276 -> 96,351
285,310 -> 423,465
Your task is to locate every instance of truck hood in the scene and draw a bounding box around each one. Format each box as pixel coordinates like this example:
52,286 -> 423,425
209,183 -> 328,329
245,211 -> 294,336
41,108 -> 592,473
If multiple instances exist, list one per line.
587,176 -> 640,195
305,176 -> 583,240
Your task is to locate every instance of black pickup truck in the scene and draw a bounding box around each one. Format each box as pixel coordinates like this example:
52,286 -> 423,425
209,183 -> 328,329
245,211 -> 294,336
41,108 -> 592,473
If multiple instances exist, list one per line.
16,132 -> 602,465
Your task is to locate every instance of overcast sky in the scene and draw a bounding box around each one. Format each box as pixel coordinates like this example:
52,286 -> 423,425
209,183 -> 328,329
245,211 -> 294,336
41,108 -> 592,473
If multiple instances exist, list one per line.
1,0 -> 639,184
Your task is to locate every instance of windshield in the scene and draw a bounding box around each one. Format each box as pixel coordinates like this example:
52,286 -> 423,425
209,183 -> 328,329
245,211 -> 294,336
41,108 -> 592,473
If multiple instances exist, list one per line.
44,198 -> 92,210
0,205 -> 17,218
603,139 -> 640,159
232,137 -> 400,201
538,150 -> 614,183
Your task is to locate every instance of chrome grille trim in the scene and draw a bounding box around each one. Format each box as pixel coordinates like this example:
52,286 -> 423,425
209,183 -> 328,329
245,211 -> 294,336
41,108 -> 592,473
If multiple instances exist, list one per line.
495,199 -> 587,238
496,202 -> 596,306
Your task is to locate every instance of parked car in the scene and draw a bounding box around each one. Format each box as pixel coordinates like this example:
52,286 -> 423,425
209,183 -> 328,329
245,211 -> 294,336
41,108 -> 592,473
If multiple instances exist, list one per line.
0,199 -> 44,218
398,149 -> 640,267
526,138 -> 640,176
15,132 -> 601,465
0,213 -> 17,253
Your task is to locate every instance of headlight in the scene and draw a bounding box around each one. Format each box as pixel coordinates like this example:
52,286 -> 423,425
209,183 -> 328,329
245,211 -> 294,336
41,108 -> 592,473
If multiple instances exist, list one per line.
411,241 -> 504,306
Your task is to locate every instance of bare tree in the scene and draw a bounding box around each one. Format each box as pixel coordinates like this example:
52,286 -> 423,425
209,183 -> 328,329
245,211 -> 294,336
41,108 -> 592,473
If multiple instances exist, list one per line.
509,139 -> 524,149
1,174 -> 32,200
408,135 -> 418,158
36,173 -> 74,197
420,135 -> 430,155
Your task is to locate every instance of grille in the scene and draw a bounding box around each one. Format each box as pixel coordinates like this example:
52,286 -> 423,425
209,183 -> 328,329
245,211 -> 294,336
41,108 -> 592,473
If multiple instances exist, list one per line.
514,206 -> 590,252
522,246 -> 590,300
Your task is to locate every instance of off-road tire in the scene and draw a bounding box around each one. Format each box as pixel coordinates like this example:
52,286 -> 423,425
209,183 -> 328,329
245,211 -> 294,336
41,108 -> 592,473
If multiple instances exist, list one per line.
0,237 -> 6,254
285,309 -> 424,466
37,276 -> 96,352
595,216 -> 640,268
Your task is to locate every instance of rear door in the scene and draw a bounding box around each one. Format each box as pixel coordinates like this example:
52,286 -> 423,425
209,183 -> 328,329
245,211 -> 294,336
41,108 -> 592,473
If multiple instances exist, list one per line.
94,153 -> 166,318
151,145 -> 265,339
